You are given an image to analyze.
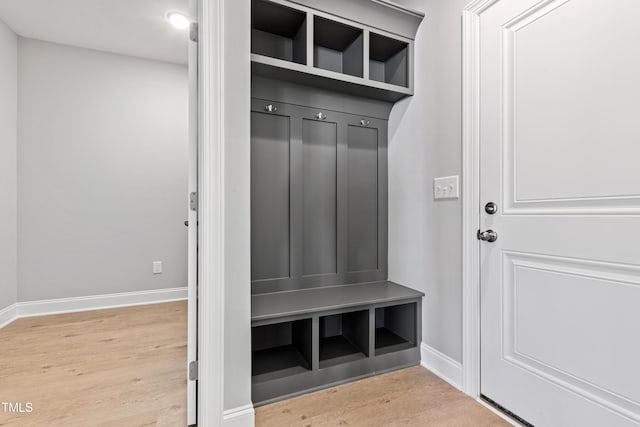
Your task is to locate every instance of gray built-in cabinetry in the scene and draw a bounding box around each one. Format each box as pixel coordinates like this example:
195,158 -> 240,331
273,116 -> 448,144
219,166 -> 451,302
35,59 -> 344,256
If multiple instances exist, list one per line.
250,0 -> 425,405
250,0 -> 420,102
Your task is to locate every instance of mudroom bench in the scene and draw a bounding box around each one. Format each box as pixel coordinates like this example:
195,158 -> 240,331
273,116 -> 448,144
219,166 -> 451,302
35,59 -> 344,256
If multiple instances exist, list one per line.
251,281 -> 423,405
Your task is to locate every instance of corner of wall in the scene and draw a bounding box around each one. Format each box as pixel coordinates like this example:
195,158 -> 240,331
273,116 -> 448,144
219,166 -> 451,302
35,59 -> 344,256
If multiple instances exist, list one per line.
420,342 -> 463,390
0,303 -> 18,329
0,17 -> 18,314
388,0 -> 467,370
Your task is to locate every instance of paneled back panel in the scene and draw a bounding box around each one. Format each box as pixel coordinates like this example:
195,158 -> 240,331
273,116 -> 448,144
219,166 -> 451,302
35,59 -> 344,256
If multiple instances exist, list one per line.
251,112 -> 291,281
302,119 -> 338,276
347,125 -> 379,272
251,98 -> 387,294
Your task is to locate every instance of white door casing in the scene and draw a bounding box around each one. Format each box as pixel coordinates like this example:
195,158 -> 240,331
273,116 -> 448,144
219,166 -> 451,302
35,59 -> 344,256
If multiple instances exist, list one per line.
186,0 -> 198,423
471,0 -> 640,425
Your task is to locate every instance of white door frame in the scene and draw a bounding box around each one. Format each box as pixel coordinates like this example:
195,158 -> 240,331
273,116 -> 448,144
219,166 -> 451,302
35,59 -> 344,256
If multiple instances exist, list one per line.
198,0 -> 506,419
186,1 -> 198,425
461,0 -> 499,399
196,0 -> 225,424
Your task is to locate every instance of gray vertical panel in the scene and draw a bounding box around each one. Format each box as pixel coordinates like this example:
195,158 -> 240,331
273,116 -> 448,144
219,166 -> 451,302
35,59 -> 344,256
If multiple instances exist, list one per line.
377,120 -> 388,276
251,29 -> 293,61
311,315 -> 320,370
290,112 -> 303,282
292,19 -> 307,65
320,314 -> 342,338
252,322 -> 292,351
314,46 -> 343,73
385,303 -> 416,344
385,48 -> 407,87
336,120 -> 349,279
302,119 -> 337,276
347,125 -> 379,272
343,33 -> 364,77
375,307 -> 385,329
292,319 -> 313,367
305,12 -> 314,68
368,308 -> 376,359
251,112 -> 290,280
343,310 -> 369,356
363,29 -> 370,80
369,59 -> 385,83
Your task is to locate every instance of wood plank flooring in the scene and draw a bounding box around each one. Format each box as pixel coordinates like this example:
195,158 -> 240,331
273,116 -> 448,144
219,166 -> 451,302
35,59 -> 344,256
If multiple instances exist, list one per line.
256,366 -> 511,427
1,301 -> 509,426
0,301 -> 187,426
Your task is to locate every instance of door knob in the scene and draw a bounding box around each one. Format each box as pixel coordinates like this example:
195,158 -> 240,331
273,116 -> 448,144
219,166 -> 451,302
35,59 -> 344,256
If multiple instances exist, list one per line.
477,229 -> 498,242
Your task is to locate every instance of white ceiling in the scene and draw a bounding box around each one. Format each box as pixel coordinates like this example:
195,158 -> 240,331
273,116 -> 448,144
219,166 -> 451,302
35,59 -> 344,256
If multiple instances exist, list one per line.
0,0 -> 190,65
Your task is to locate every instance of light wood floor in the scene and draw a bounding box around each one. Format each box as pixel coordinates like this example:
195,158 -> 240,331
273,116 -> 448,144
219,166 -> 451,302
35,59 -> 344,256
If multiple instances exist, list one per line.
0,301 -> 187,426
256,366 -> 511,427
1,302 -> 509,427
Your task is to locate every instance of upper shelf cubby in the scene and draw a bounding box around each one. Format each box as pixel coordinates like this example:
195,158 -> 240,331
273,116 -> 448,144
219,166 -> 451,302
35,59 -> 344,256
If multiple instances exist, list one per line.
369,33 -> 409,88
250,0 -> 424,103
314,17 -> 363,78
251,0 -> 307,65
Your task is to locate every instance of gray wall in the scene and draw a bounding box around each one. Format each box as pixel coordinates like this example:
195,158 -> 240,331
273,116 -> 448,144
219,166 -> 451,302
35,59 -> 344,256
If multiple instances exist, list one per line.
0,19 -> 17,312
223,0 -> 253,413
17,38 -> 189,302
388,0 -> 466,363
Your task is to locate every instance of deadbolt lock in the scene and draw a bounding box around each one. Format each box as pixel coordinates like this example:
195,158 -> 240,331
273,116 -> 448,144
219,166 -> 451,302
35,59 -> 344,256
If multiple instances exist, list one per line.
485,202 -> 497,215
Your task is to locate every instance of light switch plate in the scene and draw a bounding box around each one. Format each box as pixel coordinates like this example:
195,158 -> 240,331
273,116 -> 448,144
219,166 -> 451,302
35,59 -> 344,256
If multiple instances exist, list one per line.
152,261 -> 163,274
433,175 -> 460,200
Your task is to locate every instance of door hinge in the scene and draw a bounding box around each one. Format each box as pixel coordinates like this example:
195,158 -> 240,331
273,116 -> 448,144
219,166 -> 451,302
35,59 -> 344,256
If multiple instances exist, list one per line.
189,360 -> 198,381
189,192 -> 198,211
190,23 -> 199,42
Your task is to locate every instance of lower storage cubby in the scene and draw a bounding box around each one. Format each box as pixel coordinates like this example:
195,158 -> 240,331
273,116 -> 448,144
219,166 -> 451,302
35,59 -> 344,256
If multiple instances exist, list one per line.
252,319 -> 312,381
319,310 -> 369,368
375,303 -> 417,355
251,282 -> 423,405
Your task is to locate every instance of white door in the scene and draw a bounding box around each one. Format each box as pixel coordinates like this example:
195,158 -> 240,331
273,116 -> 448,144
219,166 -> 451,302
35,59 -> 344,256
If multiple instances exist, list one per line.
186,0 -> 198,424
479,0 -> 640,425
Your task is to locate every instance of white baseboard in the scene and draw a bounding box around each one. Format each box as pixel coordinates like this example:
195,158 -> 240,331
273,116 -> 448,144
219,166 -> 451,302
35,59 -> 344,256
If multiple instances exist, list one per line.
223,404 -> 255,427
0,303 -> 18,329
420,342 -> 463,390
0,287 -> 187,328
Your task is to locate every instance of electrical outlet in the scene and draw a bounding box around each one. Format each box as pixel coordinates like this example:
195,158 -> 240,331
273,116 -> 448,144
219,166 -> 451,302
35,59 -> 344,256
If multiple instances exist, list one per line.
433,175 -> 460,200
152,261 -> 163,274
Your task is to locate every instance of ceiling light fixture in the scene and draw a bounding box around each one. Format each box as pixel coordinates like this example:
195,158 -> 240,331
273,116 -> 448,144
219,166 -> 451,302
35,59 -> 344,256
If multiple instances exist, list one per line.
167,12 -> 190,30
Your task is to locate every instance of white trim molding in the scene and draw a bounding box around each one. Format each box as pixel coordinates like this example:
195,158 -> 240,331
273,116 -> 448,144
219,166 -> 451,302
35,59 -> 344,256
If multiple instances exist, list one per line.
223,404 -> 256,427
461,0 -> 498,399
197,0 -> 226,425
17,287 -> 187,318
0,287 -> 187,328
0,303 -> 18,329
421,343 -> 463,390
